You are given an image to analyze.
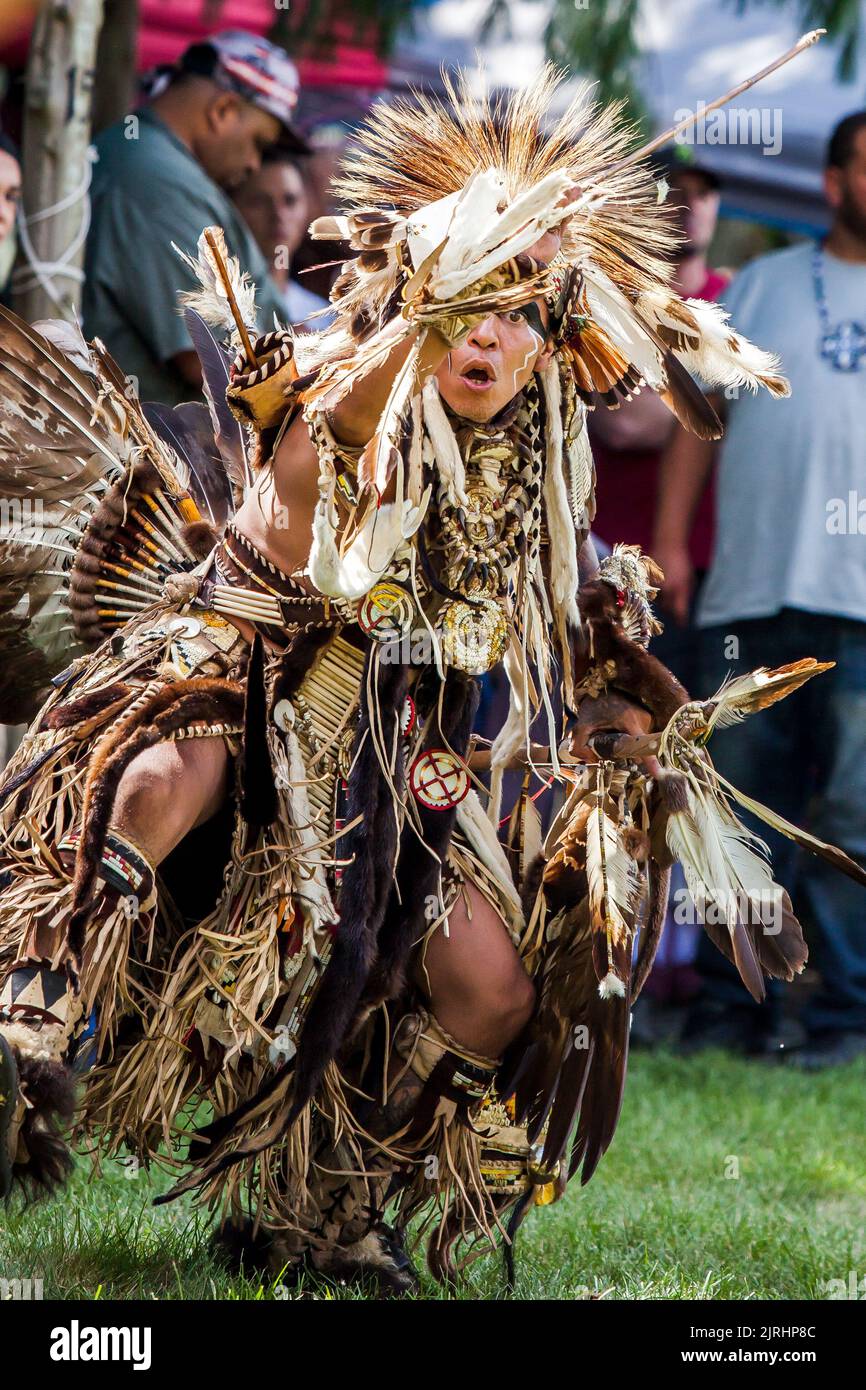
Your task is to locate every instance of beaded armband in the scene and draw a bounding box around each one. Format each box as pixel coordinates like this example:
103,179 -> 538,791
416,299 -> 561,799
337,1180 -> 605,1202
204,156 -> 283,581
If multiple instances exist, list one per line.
58,829 -> 155,902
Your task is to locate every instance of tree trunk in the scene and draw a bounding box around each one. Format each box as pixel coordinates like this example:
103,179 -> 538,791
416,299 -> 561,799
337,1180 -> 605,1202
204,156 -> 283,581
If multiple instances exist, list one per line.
91,0 -> 139,137
12,0 -> 105,323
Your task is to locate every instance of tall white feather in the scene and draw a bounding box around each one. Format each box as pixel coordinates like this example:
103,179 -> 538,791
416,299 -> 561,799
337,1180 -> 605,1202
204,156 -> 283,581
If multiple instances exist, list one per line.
565,404 -> 594,533
421,378 -> 468,506
636,288 -> 789,396
175,227 -> 261,347
540,361 -> 581,632
586,803 -> 632,936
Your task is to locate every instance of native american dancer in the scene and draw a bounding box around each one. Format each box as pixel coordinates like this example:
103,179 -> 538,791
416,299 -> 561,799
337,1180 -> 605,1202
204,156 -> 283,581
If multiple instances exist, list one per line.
1,65 -> 863,1293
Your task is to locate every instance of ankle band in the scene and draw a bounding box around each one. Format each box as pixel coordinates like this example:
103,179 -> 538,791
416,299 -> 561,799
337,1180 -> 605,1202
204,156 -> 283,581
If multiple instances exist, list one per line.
59,828 -> 155,900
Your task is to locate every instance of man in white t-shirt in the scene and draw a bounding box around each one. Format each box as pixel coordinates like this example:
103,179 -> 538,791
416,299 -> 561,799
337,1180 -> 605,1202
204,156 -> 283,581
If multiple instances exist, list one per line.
653,112 -> 866,1068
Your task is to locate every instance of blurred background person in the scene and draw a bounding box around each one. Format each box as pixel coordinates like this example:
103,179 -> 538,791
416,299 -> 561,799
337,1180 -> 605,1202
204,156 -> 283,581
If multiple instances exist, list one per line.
654,111 -> 866,1066
588,145 -> 730,1025
0,132 -> 21,303
83,31 -> 308,406
232,147 -> 331,329
591,144 -> 729,693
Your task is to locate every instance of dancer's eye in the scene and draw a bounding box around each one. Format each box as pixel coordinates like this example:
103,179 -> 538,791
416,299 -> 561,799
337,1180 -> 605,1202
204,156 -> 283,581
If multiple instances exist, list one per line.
507,309 -> 527,324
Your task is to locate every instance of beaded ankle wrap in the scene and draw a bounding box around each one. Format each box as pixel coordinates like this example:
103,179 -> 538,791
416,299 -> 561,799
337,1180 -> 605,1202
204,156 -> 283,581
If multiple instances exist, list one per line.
395,1009 -> 498,1118
59,828 -> 155,905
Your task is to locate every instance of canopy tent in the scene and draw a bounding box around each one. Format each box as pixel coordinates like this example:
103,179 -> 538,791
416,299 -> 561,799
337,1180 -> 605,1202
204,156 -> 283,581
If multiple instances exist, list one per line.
0,0 -> 389,140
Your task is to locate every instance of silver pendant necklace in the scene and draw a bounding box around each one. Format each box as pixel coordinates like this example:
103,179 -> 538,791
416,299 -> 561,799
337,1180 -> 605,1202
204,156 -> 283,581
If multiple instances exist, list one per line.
812,243 -> 866,373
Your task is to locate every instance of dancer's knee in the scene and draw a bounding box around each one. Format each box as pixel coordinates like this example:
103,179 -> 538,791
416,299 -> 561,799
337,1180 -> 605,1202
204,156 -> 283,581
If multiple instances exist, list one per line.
111,738 -> 228,866
421,886 -> 535,1057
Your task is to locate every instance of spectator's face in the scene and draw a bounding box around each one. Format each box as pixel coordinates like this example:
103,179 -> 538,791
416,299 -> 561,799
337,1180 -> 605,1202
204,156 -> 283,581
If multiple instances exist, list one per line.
200,93 -> 283,192
436,301 -> 553,423
667,170 -> 720,255
233,161 -> 309,266
0,150 -> 21,245
825,128 -> 866,241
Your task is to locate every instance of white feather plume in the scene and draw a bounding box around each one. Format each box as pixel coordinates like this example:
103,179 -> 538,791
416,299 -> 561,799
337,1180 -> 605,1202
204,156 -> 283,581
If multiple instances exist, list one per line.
540,360 -> 581,632
308,496 -> 427,601
585,803 -> 632,936
636,288 -> 789,396
429,167 -> 574,300
175,226 -> 260,346
582,266 -> 666,389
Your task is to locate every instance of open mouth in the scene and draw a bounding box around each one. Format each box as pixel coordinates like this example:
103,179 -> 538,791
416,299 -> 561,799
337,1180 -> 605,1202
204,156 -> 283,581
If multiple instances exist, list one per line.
458,361 -> 496,390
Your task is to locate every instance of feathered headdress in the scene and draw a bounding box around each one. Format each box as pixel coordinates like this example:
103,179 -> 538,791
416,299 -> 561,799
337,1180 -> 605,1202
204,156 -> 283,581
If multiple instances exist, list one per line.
296,65 -> 788,456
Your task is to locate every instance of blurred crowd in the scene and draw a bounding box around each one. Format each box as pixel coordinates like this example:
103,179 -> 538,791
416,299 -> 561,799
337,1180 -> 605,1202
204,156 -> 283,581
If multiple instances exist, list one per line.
590,113 -> 866,1071
1,28 -> 865,1070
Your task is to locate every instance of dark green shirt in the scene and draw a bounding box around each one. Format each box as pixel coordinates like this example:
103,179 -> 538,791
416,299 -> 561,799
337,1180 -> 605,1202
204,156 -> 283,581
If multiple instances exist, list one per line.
83,108 -> 285,406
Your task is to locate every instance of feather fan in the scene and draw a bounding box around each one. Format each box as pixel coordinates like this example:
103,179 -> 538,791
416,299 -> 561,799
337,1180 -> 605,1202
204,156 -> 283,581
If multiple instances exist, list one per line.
0,305 -> 208,721
703,659 -> 834,735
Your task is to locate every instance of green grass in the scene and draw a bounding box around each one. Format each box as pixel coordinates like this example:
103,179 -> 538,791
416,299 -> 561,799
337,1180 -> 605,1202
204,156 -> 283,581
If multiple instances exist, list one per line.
2,1051 -> 864,1300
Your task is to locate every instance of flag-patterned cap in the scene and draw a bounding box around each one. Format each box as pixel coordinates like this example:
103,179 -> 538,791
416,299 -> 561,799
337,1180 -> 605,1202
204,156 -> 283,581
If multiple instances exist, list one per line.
180,31 -> 309,154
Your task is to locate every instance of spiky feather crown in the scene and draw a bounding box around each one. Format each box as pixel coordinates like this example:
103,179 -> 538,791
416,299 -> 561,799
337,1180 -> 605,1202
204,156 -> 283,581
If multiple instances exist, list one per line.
333,66 -> 678,299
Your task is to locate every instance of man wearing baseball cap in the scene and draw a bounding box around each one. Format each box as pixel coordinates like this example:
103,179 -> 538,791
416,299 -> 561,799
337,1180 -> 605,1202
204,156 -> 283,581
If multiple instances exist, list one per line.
84,32 -> 308,406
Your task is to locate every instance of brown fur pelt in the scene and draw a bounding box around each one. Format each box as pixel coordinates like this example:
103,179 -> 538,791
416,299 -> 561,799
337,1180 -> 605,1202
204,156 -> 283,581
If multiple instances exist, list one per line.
575,578 -> 689,728
12,1054 -> 76,1201
181,520 -> 220,560
287,649 -> 409,1121
270,627 -> 336,705
43,683 -> 132,731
